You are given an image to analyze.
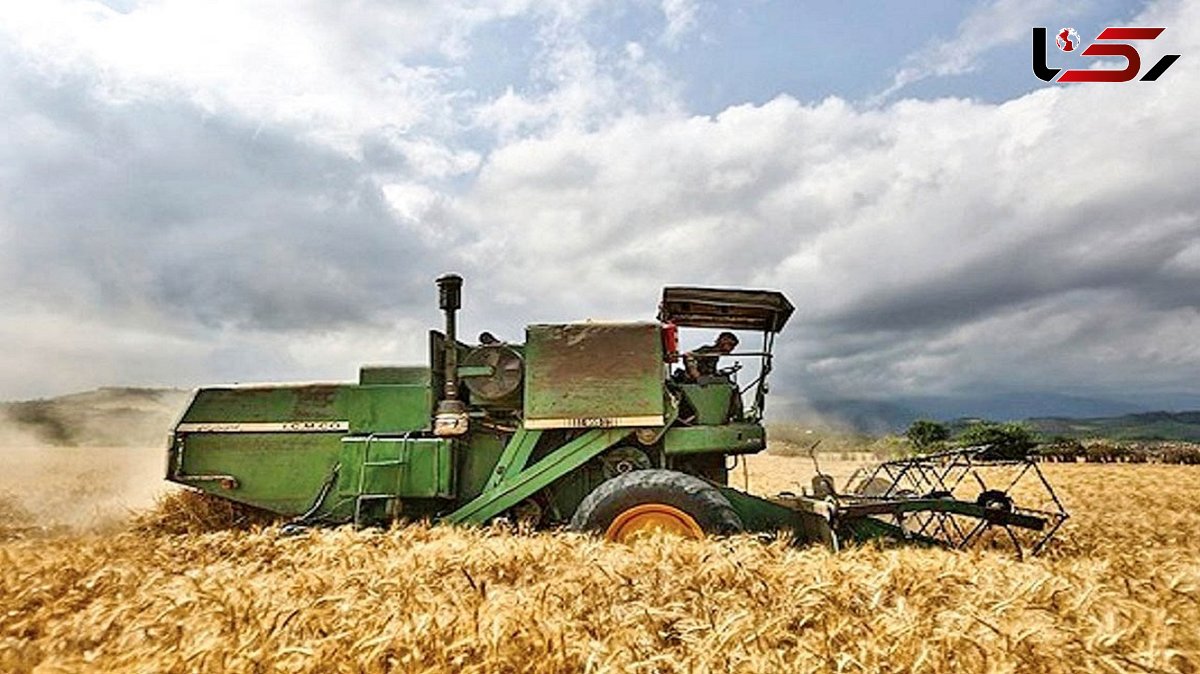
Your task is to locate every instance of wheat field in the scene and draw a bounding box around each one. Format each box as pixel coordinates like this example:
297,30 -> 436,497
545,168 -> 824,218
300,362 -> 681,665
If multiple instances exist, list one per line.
1,447 -> 1198,673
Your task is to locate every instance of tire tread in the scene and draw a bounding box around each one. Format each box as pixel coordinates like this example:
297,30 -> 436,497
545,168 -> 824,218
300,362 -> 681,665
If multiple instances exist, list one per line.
570,469 -> 743,536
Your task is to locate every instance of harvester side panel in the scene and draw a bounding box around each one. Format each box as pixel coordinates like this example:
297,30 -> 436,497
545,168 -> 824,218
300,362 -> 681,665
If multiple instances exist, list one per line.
455,430 -> 508,502
359,365 -> 431,386
523,323 -> 664,429
662,424 -> 765,455
173,432 -> 343,515
674,384 -> 735,425
176,384 -> 433,434
179,384 -> 346,425
169,382 -> 436,516
345,386 -> 432,433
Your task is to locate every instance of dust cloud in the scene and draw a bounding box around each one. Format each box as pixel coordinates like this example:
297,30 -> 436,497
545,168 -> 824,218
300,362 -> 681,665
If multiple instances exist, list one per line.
0,390 -> 189,538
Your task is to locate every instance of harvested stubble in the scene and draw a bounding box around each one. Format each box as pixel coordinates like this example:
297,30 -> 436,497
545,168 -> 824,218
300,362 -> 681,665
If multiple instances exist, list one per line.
1,463 -> 1198,673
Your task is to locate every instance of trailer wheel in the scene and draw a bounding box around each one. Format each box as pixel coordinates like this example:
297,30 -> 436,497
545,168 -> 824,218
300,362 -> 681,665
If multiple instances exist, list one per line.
570,469 -> 743,542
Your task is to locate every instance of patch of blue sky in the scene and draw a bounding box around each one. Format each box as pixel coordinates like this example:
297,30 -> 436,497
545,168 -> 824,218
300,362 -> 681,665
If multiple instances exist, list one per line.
452,15 -> 541,100
397,0 -> 1157,172
658,0 -> 1152,109
659,0 -> 969,111
96,0 -> 138,14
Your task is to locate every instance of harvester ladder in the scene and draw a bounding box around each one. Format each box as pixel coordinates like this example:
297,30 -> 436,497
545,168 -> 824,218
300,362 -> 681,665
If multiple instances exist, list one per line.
353,434 -> 412,526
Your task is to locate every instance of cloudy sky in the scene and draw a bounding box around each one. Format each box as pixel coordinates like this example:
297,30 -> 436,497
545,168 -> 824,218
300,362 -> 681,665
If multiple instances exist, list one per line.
0,0 -> 1197,408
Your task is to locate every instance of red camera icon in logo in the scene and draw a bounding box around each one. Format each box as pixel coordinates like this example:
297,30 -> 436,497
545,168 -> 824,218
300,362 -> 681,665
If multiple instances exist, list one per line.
1033,27 -> 1180,82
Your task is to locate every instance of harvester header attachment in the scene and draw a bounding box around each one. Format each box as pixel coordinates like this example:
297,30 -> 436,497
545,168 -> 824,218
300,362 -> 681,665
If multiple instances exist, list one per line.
832,446 -> 1069,557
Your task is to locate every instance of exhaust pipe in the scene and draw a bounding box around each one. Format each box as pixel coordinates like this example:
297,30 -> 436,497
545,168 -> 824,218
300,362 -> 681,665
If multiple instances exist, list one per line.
434,273 -> 468,436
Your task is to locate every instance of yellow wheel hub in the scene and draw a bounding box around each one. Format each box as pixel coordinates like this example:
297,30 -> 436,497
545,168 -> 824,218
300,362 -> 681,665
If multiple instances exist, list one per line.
604,503 -> 704,542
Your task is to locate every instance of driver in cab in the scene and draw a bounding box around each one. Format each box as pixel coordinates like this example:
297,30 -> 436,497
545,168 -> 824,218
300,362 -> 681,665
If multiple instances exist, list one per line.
682,331 -> 739,382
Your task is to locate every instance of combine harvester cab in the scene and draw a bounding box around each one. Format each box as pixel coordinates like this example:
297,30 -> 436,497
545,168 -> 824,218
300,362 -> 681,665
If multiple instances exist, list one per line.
168,275 -> 1066,555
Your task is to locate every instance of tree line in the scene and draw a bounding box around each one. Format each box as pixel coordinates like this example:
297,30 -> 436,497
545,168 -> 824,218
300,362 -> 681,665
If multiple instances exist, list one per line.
903,419 -> 1200,464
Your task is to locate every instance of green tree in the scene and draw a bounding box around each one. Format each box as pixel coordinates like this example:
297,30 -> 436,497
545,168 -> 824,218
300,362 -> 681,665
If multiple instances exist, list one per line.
905,419 -> 950,452
956,421 -> 1037,460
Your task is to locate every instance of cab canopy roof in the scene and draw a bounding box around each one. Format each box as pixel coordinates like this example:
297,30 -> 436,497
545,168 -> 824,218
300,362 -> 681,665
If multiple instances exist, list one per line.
658,286 -> 794,333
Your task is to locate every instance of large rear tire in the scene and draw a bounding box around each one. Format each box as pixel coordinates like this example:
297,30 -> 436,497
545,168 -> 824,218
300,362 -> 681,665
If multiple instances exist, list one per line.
570,469 -> 743,542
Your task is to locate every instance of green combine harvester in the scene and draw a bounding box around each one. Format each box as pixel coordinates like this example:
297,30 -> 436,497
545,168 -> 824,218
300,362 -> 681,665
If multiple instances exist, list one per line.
168,275 -> 1066,554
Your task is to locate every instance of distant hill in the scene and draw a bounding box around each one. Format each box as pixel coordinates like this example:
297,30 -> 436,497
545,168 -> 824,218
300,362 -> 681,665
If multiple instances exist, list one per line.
1024,411 -> 1200,443
773,391 -> 1200,439
0,387 -> 191,447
